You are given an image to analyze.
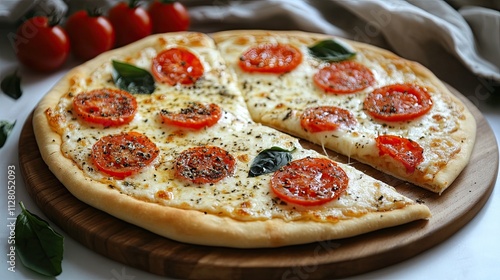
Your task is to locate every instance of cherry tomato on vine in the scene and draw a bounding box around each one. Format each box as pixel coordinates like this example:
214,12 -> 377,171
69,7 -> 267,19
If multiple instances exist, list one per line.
148,0 -> 190,33
238,43 -> 302,74
108,0 -> 152,47
14,16 -> 70,72
65,10 -> 115,61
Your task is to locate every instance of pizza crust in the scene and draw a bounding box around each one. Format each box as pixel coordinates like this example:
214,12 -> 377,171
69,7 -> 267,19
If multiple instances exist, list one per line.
33,31 -> 435,248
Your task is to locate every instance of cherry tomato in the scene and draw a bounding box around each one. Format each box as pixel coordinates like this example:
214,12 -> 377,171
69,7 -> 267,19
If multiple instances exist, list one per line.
148,0 -> 190,33
160,102 -> 222,130
300,106 -> 357,133
92,132 -> 159,179
364,83 -> 433,122
65,10 -> 115,61
238,43 -> 302,74
108,0 -> 152,47
14,16 -> 70,72
270,157 -> 349,206
376,135 -> 424,174
313,61 -> 375,94
73,88 -> 138,127
152,47 -> 204,85
174,146 -> 236,184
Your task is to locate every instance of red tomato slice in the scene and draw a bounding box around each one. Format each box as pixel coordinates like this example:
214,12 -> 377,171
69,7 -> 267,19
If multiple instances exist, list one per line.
270,157 -> 348,206
72,88 -> 137,127
91,132 -> 159,179
160,103 -> 222,130
238,43 -> 302,74
300,106 -> 357,133
364,84 -> 433,122
152,48 -> 204,85
174,146 -> 236,184
376,135 -> 424,174
313,61 -> 375,94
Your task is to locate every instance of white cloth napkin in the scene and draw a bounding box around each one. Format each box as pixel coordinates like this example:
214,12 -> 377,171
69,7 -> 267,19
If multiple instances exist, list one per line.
335,0 -> 500,82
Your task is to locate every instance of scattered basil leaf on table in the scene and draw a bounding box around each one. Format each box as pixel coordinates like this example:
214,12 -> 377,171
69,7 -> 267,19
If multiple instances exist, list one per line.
308,39 -> 356,62
0,120 -> 16,148
16,202 -> 64,277
112,60 -> 155,94
248,146 -> 294,177
1,70 -> 22,99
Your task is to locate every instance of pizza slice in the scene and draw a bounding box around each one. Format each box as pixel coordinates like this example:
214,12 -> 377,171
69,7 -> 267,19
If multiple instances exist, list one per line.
34,31 -> 430,248
213,30 -> 476,194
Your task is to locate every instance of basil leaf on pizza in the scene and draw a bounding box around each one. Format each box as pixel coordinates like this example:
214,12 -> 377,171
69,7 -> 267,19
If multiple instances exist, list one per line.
15,202 -> 64,276
248,146 -> 294,177
308,39 -> 356,62
112,60 -> 155,94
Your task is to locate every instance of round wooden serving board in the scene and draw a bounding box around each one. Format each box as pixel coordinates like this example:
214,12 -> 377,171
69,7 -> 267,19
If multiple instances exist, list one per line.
19,87 -> 497,279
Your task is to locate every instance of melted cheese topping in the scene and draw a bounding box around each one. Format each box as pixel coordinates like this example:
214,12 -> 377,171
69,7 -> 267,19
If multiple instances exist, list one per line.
215,34 -> 467,186
47,33 -> 417,222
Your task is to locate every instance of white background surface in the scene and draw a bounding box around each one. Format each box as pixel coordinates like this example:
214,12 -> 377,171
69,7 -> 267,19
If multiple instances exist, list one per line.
1,14 -> 500,280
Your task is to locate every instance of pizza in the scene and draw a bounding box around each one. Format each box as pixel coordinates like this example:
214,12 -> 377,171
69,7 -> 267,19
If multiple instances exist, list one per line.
32,30 -> 475,248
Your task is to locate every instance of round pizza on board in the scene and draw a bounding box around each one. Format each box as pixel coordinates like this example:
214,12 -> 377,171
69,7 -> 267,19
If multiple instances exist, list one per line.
32,30 -> 474,248
213,30 -> 476,195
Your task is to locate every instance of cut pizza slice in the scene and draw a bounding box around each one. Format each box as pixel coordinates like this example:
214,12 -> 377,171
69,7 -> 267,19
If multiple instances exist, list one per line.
213,30 -> 476,194
34,31 -> 430,248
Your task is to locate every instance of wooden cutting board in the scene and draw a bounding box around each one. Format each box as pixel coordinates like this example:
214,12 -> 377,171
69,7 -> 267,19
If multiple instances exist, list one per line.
18,87 -> 497,279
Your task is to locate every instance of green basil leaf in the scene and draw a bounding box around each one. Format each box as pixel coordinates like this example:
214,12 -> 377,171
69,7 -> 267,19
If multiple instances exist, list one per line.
0,120 -> 16,148
308,39 -> 356,62
248,146 -> 294,177
1,70 -> 22,100
112,60 -> 155,94
15,202 -> 64,277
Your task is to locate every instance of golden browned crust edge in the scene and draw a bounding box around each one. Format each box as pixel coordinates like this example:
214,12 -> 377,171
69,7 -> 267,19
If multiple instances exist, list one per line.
33,31 -> 431,248
212,29 -> 477,194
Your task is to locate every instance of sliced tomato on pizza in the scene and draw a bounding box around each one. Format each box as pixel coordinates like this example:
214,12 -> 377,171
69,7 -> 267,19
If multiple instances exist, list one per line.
33,31 -> 476,249
72,88 -> 137,127
160,102 -> 222,130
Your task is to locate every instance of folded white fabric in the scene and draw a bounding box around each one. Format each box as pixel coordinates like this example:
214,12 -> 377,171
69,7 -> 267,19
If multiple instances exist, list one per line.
460,6 -> 500,78
334,0 -> 500,82
0,0 -> 67,22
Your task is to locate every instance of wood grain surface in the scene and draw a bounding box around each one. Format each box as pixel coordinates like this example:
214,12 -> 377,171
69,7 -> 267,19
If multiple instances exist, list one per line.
19,87 -> 498,279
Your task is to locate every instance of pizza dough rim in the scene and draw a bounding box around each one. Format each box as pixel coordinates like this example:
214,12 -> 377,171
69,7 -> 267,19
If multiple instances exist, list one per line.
212,29 -> 477,194
33,32 -> 431,248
